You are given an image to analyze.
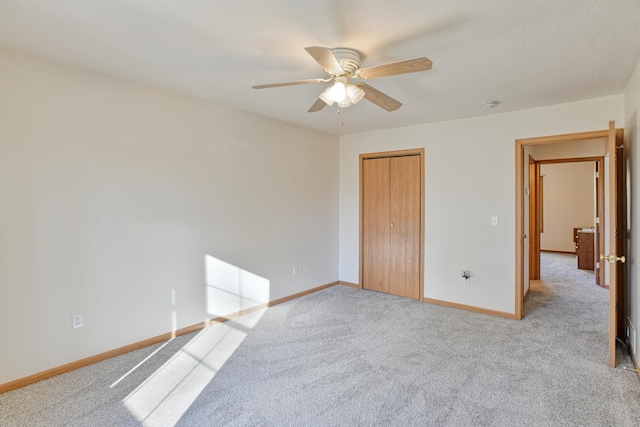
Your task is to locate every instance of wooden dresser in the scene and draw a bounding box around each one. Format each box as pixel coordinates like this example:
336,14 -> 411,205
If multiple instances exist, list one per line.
576,230 -> 594,270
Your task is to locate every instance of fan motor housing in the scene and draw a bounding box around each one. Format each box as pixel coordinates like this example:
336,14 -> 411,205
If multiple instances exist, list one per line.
331,48 -> 362,75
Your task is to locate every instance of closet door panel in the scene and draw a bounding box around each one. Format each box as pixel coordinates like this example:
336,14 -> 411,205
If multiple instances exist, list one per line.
390,155 -> 421,299
362,157 -> 391,293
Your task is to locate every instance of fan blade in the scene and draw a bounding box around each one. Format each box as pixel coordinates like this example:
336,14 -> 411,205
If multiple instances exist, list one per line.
308,98 -> 327,113
356,57 -> 432,79
305,46 -> 344,75
357,83 -> 402,111
252,78 -> 325,89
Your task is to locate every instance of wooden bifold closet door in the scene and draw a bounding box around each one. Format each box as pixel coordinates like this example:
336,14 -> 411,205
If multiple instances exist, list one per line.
361,151 -> 422,300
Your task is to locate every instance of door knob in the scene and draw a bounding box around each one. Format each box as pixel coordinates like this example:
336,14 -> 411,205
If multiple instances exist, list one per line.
600,254 -> 626,264
390,223 -> 395,227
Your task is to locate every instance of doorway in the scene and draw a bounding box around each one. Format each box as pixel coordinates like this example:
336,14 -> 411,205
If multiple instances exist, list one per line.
529,157 -> 604,287
515,123 -> 626,368
359,148 -> 424,300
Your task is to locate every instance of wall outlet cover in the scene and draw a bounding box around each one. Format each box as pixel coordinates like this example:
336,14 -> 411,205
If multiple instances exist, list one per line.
72,314 -> 83,329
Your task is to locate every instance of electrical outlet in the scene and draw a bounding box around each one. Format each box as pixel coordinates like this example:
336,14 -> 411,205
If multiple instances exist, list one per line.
72,314 -> 83,329
462,270 -> 471,284
292,266 -> 298,276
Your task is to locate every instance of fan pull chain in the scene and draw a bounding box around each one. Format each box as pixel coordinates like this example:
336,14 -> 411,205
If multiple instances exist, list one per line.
335,105 -> 344,126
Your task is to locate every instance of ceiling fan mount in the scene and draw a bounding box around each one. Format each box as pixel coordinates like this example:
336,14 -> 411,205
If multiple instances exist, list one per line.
253,46 -> 432,113
329,48 -> 362,76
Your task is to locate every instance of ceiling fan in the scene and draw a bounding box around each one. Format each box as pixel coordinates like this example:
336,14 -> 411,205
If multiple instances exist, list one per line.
252,46 -> 432,112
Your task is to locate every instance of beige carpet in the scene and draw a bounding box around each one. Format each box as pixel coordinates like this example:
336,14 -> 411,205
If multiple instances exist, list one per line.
1,252 -> 639,426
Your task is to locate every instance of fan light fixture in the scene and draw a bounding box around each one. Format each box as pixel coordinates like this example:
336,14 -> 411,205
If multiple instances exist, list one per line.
329,81 -> 347,102
346,84 -> 365,104
319,87 -> 335,106
321,78 -> 365,108
338,98 -> 352,108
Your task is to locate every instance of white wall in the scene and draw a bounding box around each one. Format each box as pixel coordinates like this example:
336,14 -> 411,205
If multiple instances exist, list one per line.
340,96 -> 623,315
540,162 -> 595,253
532,139 -> 606,160
0,46 -> 339,384
624,58 -> 640,361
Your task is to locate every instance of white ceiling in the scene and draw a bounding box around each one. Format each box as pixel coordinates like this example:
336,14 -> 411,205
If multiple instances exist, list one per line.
1,0 -> 639,136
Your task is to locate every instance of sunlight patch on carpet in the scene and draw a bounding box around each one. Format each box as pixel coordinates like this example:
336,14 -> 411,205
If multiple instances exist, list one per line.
122,309 -> 266,426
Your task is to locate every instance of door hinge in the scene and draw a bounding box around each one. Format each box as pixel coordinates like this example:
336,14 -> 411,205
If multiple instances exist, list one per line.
595,261 -> 600,269
595,171 -> 599,179
596,217 -> 600,224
